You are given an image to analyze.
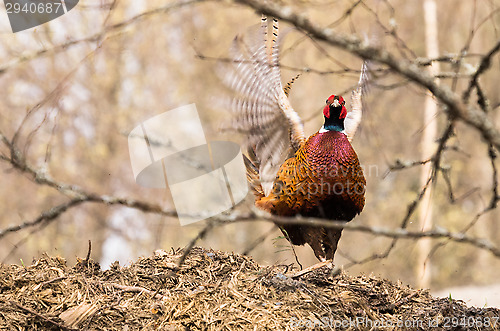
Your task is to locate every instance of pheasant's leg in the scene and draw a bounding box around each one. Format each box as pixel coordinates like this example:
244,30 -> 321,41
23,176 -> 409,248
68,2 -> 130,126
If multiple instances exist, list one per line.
308,236 -> 328,262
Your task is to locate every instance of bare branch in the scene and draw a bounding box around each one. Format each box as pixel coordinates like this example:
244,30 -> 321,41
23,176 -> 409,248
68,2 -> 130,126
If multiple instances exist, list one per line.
0,198 -> 86,240
463,39 -> 500,104
183,209 -> 500,259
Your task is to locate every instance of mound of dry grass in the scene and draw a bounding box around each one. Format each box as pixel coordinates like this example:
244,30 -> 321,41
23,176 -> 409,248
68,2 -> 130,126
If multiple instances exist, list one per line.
0,247 -> 498,330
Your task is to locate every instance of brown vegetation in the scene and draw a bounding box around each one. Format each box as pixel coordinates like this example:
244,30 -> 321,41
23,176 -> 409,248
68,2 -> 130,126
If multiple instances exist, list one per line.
1,247 -> 499,330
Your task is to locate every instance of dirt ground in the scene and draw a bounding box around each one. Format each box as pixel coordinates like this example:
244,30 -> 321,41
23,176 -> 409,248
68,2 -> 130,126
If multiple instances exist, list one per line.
0,247 -> 499,330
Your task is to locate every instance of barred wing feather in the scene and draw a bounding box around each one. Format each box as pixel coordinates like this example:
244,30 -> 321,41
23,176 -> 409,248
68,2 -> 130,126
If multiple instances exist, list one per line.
220,16 -> 305,195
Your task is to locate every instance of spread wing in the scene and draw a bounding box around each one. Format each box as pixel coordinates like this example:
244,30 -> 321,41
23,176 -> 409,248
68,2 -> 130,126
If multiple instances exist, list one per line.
219,16 -> 305,195
345,61 -> 370,142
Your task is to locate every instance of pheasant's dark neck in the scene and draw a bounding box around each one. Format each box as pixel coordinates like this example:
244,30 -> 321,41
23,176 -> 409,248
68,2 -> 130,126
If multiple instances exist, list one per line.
323,116 -> 345,132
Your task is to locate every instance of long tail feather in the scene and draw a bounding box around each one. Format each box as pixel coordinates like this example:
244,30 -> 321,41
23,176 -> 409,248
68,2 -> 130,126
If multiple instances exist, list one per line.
283,73 -> 301,97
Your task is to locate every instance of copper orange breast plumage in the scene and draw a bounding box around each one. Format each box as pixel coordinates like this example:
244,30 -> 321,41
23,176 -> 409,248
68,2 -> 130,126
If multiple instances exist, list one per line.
272,130 -> 366,219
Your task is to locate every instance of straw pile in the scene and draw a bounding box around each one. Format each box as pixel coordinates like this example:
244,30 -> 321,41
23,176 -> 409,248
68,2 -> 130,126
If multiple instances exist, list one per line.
0,247 -> 498,330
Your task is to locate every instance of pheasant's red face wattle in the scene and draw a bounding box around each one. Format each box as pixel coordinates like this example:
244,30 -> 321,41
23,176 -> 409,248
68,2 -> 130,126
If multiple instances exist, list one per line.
337,96 -> 347,119
340,105 -> 347,119
323,104 -> 330,118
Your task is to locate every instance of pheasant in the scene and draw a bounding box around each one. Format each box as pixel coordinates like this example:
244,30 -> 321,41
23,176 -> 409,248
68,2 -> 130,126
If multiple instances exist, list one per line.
221,16 -> 368,261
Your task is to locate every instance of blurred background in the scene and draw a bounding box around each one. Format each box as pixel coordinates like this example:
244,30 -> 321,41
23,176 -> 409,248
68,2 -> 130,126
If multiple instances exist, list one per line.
1,0 -> 500,307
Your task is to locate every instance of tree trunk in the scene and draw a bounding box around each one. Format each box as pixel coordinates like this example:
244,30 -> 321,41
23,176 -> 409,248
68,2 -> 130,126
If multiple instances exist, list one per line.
417,0 -> 440,289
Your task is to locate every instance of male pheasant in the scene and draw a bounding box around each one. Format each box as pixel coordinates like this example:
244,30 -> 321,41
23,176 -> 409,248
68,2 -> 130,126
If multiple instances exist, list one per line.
221,16 -> 368,261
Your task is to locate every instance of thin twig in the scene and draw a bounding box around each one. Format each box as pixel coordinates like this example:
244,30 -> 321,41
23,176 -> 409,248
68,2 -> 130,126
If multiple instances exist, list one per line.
10,300 -> 78,331
101,282 -> 166,301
